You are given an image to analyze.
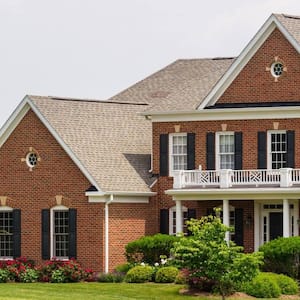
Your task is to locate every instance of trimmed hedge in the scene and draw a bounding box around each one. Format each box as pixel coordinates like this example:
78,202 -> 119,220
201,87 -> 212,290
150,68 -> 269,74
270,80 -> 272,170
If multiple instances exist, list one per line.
259,236 -> 300,279
155,267 -> 179,283
242,272 -> 298,298
124,266 -> 154,283
125,234 -> 179,265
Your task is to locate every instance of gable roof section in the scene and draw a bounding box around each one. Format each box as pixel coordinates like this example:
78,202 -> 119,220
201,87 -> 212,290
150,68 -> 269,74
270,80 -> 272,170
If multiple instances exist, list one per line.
109,58 -> 234,113
0,95 -> 154,194
198,13 -> 300,109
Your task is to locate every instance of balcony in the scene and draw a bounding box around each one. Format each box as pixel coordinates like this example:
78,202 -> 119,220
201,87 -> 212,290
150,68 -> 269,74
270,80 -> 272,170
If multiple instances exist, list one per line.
173,168 -> 300,189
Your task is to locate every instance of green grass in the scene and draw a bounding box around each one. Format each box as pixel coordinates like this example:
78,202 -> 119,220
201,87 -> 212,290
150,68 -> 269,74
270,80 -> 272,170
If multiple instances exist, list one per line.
0,282 -> 286,300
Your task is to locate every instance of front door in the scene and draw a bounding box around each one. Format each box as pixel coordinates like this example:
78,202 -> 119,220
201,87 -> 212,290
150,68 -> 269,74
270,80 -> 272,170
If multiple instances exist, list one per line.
269,212 -> 283,241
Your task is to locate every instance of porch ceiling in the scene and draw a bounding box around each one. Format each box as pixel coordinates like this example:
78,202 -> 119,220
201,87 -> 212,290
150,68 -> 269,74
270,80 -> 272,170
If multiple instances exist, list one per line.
166,187 -> 300,201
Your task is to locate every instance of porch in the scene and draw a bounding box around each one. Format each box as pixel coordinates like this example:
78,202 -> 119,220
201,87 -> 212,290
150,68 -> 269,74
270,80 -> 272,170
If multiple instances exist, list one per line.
167,168 -> 300,251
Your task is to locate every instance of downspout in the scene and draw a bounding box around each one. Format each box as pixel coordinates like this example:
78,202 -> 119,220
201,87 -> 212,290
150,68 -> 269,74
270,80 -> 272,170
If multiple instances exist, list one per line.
105,194 -> 113,273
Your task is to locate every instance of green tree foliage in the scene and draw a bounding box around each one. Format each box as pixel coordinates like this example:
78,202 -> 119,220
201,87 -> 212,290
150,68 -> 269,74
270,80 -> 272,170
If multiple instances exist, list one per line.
172,212 -> 263,299
125,234 -> 179,265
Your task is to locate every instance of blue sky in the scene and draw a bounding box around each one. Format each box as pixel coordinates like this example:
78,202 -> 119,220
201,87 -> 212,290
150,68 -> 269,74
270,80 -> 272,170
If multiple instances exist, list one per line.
0,0 -> 300,126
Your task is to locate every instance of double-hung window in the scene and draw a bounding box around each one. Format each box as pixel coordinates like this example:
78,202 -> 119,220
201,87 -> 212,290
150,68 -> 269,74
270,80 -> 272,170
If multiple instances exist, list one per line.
51,207 -> 69,259
0,210 -> 13,258
216,132 -> 235,169
268,131 -> 287,169
169,133 -> 187,175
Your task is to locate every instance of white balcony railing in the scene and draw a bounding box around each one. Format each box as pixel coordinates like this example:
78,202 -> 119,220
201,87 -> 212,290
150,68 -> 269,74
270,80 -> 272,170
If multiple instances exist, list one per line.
173,168 -> 300,189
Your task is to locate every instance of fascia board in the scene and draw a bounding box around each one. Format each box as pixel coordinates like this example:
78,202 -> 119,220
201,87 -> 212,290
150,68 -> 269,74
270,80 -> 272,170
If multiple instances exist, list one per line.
198,15 -> 300,109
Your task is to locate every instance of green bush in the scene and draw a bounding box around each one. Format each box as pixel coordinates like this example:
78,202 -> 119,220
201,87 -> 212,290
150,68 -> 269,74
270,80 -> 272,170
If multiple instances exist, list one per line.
259,236 -> 300,279
19,268 -> 39,283
114,263 -> 132,274
124,265 -> 153,283
51,269 -> 66,283
276,274 -> 298,294
125,234 -> 179,265
0,269 -> 9,283
155,266 -> 178,283
97,272 -> 124,283
242,273 -> 281,298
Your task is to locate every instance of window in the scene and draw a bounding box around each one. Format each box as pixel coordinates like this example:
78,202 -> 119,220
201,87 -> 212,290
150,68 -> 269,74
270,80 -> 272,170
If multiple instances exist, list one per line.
169,133 -> 187,174
51,206 -> 69,259
26,151 -> 38,168
268,131 -> 287,169
216,132 -> 235,169
169,206 -> 188,235
271,62 -> 284,78
0,210 -> 13,258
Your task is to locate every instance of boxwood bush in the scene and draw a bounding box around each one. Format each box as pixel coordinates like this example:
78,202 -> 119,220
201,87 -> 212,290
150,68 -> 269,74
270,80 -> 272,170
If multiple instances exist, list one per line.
125,234 -> 179,264
124,265 -> 154,283
259,236 -> 300,279
242,272 -> 298,298
155,266 -> 179,283
242,272 -> 281,298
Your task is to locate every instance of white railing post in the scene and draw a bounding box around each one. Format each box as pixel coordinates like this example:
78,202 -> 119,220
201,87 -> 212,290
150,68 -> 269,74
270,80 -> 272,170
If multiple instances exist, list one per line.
280,168 -> 292,187
173,171 -> 181,188
220,169 -> 232,188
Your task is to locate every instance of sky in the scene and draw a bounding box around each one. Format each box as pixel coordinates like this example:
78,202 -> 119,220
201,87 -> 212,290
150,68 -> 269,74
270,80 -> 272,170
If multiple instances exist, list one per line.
0,0 -> 300,126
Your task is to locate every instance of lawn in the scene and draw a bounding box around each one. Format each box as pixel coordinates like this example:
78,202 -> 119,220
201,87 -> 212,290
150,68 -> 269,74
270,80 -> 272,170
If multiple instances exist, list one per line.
0,282 -> 281,300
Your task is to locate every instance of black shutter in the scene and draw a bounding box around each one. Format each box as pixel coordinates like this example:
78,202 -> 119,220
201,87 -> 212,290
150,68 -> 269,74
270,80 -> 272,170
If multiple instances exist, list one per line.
12,209 -> 21,259
187,209 -> 196,236
69,209 -> 77,259
41,209 -> 50,260
206,132 -> 215,170
160,134 -> 169,176
257,132 -> 267,169
234,208 -> 244,247
287,130 -> 295,168
187,133 -> 196,170
160,209 -> 169,234
234,132 -> 243,170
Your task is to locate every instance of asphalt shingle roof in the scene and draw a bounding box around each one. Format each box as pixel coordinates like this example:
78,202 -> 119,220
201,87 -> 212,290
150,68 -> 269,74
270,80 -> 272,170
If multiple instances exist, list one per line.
29,95 -> 153,193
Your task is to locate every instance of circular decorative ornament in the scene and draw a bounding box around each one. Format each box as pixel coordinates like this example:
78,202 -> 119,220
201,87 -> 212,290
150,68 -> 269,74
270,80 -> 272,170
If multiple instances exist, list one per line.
26,152 -> 38,168
271,62 -> 284,78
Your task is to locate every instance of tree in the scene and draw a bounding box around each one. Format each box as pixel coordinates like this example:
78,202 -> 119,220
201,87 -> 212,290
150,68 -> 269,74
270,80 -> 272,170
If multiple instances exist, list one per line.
172,211 -> 263,299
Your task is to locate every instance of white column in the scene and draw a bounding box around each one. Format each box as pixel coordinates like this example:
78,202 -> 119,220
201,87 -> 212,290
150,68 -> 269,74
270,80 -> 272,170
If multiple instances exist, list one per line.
223,199 -> 230,244
254,201 -> 260,251
294,200 -> 299,237
283,199 -> 290,237
176,200 -> 183,235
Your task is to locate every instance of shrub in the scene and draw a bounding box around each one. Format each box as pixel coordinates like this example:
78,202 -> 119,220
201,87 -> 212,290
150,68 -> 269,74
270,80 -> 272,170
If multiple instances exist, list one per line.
19,268 -> 39,283
174,269 -> 188,284
155,266 -> 178,283
276,274 -> 298,295
125,234 -> 179,265
172,212 -> 263,299
0,269 -> 9,283
242,273 -> 281,298
51,269 -> 66,283
97,272 -> 125,283
124,265 -> 154,283
114,263 -> 132,274
259,236 -> 300,279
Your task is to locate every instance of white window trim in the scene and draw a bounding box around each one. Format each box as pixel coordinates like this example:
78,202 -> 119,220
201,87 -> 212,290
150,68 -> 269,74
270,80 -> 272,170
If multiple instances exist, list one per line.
50,205 -> 69,260
169,132 -> 187,176
215,131 -> 234,170
267,130 -> 287,170
0,206 -> 13,260
169,205 -> 188,235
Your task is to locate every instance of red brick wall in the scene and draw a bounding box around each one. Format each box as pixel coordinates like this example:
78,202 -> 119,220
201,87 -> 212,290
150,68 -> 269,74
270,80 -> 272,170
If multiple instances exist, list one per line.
217,28 -> 300,104
0,109 -> 155,272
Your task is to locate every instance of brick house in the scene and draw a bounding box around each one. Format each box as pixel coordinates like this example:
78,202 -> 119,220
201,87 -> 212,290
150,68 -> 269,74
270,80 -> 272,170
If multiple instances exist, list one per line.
1,13 -> 300,271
